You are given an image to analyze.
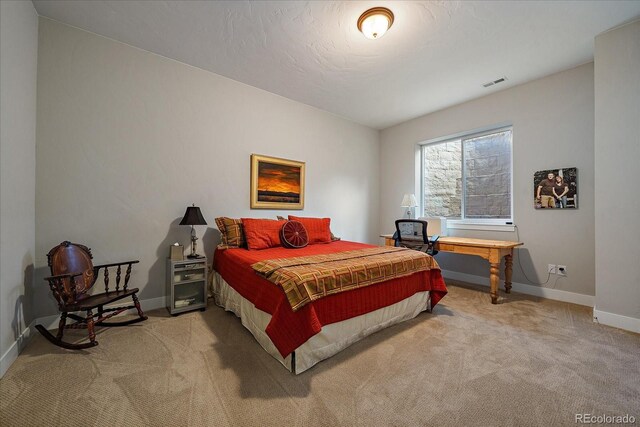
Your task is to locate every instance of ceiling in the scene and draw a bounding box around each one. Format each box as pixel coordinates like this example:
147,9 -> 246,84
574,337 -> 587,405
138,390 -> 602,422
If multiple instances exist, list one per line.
32,1 -> 640,129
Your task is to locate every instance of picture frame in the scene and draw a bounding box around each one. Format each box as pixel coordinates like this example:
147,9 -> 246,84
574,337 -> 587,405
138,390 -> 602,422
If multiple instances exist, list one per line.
250,154 -> 305,209
533,167 -> 578,209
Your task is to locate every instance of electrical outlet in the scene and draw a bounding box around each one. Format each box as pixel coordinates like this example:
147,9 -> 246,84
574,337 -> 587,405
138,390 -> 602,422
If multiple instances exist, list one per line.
548,264 -> 556,274
557,265 -> 567,276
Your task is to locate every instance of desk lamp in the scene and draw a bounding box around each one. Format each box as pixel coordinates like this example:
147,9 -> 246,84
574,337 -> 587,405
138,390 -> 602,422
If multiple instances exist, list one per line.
400,194 -> 418,218
180,204 -> 207,258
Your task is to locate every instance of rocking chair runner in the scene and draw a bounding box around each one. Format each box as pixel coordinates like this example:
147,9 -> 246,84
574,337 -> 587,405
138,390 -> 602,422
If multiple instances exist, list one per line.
35,241 -> 148,349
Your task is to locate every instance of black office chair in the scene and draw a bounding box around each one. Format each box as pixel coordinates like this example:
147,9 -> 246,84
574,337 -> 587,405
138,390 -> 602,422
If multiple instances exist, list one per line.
393,219 -> 439,256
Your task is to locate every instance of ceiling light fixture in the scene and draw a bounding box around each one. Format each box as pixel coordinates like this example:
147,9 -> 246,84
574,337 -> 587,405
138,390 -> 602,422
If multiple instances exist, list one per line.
357,7 -> 394,40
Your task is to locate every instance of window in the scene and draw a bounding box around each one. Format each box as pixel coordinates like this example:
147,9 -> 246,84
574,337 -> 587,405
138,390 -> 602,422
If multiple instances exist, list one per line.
421,127 -> 512,227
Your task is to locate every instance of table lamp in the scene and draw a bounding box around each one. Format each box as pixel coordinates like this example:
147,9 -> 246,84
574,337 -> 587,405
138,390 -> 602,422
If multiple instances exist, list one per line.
180,204 -> 207,258
400,194 -> 418,218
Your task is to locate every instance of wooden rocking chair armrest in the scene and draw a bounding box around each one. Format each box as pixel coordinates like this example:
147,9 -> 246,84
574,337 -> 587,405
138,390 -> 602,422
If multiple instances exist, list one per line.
93,260 -> 140,270
44,272 -> 88,304
93,260 -> 139,293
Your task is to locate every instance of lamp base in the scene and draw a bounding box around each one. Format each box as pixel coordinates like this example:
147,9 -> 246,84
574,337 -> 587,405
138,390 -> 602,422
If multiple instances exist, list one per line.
187,254 -> 204,259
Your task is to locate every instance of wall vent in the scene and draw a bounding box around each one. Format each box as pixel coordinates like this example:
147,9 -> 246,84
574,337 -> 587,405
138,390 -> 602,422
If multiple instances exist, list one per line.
482,77 -> 508,88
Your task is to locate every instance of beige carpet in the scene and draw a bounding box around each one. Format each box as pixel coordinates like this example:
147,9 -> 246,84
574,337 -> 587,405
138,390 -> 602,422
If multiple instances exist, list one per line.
1,282 -> 638,427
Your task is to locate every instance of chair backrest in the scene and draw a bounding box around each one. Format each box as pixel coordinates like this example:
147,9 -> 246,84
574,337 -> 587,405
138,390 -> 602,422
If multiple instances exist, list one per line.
47,241 -> 96,295
394,219 -> 428,244
394,219 -> 439,256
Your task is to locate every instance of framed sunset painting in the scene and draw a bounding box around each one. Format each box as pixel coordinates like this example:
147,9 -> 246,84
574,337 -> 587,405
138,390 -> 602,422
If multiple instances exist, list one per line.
250,154 -> 305,209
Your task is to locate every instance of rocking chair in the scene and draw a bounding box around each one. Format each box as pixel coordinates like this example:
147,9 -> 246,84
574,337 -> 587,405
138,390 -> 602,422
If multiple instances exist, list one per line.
35,241 -> 148,349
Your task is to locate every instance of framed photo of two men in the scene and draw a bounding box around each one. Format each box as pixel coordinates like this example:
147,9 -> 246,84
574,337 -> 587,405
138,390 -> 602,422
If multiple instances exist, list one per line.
534,168 -> 577,209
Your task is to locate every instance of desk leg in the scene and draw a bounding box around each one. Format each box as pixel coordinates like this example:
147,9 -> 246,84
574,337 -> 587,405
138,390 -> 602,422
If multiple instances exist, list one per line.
490,263 -> 500,304
504,254 -> 513,294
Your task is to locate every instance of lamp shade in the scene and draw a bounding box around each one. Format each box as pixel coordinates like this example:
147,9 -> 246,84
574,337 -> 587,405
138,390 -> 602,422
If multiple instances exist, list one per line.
179,205 -> 207,226
400,194 -> 418,208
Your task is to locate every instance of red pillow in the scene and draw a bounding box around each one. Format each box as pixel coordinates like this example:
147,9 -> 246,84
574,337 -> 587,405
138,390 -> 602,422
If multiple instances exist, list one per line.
241,218 -> 286,250
288,216 -> 332,244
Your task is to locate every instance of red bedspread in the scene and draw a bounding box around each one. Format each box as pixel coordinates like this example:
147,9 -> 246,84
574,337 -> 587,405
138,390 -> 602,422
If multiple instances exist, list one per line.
213,240 -> 447,357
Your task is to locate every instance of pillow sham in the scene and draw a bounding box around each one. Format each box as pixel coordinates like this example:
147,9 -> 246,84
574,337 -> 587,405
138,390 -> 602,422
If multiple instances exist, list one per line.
214,217 -> 246,249
288,216 -> 332,244
280,220 -> 309,249
242,218 -> 286,250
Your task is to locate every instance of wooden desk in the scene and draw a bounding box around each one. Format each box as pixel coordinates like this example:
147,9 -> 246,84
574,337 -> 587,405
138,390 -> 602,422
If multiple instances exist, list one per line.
382,234 -> 523,304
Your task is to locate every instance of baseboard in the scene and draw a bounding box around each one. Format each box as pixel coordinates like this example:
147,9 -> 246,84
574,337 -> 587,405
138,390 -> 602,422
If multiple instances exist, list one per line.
0,295 -> 166,378
0,320 -> 35,378
138,296 -> 166,311
593,308 -> 640,334
441,269 -> 595,307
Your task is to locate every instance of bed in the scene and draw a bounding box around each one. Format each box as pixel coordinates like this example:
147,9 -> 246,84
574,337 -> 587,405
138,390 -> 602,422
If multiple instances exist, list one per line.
212,239 -> 447,374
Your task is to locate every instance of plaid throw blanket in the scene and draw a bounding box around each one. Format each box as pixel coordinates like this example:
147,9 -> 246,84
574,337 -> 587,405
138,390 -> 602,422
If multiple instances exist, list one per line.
252,247 -> 439,311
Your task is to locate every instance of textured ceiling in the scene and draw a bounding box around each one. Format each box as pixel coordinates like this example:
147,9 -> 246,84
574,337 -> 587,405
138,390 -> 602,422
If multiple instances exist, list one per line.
32,1 -> 640,129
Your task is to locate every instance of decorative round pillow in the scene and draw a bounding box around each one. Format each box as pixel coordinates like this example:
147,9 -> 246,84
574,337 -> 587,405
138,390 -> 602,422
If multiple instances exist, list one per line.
280,220 -> 309,249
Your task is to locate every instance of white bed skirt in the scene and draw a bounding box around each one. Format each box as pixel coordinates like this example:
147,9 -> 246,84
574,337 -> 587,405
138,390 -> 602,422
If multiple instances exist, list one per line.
213,272 -> 430,374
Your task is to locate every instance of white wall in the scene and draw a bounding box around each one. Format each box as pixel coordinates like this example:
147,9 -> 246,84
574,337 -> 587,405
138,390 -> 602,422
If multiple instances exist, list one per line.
380,64 -> 595,298
34,18 -> 380,318
594,20 -> 640,332
0,0 -> 38,376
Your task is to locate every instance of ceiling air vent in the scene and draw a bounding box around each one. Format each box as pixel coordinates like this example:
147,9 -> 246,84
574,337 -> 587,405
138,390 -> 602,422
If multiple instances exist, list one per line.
482,77 -> 508,88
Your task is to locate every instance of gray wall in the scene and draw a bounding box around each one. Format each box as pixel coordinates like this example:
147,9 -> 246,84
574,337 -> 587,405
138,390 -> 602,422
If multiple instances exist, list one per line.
594,20 -> 640,322
380,64 -> 595,297
0,1 -> 38,367
34,18 -> 380,318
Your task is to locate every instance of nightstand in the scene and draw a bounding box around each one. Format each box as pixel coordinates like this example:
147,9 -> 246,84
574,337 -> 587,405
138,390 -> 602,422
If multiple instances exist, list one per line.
166,258 -> 207,315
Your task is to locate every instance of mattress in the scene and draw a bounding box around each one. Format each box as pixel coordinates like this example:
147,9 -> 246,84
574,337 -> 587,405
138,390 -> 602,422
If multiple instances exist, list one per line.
213,272 -> 432,373
212,240 -> 447,371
